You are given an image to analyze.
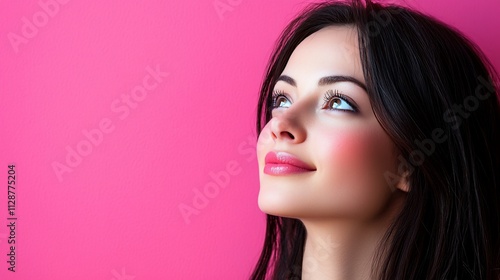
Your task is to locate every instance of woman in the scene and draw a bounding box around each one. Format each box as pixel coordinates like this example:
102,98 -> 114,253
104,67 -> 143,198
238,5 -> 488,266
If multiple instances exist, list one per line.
252,0 -> 500,279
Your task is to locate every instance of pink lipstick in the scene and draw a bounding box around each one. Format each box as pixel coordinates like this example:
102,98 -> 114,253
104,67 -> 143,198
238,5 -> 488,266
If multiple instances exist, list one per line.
264,151 -> 316,175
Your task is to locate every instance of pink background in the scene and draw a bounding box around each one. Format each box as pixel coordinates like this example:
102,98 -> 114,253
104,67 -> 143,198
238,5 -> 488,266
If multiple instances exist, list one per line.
0,0 -> 498,279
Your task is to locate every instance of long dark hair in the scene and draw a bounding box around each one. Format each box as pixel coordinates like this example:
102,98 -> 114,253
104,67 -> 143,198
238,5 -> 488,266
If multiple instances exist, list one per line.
251,0 -> 500,279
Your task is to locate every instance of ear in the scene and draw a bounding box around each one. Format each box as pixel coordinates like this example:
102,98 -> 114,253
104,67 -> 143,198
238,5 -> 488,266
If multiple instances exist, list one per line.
394,171 -> 410,193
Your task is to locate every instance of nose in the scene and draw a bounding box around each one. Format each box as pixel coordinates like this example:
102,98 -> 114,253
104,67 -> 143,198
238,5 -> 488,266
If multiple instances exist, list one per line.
270,109 -> 307,143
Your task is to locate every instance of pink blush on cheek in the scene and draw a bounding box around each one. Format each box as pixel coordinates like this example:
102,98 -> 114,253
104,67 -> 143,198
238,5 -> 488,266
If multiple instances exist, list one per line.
319,128 -> 389,177
325,131 -> 372,158
257,124 -> 273,145
315,129 -> 395,217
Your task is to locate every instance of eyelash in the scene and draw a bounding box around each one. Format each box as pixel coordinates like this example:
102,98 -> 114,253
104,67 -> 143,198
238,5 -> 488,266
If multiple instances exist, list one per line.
270,89 -> 358,112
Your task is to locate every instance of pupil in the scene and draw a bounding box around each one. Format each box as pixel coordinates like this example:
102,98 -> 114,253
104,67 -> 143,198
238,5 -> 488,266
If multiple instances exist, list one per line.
332,98 -> 340,108
279,97 -> 286,107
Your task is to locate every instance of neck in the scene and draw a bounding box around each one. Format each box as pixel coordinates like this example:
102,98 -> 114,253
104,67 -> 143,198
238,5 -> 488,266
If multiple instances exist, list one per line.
300,191 -> 406,280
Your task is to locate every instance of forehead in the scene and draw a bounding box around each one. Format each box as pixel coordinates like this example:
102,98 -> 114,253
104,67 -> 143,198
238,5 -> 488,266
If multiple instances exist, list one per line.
281,25 -> 363,85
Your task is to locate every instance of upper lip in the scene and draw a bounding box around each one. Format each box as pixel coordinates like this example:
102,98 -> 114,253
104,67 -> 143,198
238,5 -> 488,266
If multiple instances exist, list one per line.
265,151 -> 316,171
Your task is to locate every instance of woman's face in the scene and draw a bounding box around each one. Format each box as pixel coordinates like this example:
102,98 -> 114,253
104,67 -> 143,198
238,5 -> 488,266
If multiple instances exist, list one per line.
257,25 -> 405,222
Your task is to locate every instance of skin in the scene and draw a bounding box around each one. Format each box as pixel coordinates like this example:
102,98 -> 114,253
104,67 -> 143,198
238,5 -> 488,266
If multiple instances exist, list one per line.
256,25 -> 409,280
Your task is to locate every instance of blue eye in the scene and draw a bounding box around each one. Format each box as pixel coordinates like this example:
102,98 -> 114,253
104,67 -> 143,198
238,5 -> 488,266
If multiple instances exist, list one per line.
270,90 -> 291,109
323,89 -> 357,112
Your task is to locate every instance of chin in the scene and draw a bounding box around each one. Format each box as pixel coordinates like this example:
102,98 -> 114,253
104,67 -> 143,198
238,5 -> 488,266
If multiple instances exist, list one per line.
257,191 -> 304,219
258,192 -> 285,216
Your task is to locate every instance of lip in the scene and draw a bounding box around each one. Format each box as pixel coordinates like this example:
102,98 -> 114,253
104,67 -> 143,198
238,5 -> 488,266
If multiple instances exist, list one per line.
264,151 -> 316,175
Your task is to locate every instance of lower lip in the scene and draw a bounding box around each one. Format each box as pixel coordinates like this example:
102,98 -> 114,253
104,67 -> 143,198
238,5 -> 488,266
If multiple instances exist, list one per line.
264,164 -> 315,175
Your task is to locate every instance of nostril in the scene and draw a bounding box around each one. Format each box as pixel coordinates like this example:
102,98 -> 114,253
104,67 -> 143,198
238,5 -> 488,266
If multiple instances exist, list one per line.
282,131 -> 294,139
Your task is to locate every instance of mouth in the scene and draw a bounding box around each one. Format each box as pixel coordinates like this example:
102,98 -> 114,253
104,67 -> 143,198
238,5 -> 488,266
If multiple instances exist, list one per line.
264,151 -> 316,175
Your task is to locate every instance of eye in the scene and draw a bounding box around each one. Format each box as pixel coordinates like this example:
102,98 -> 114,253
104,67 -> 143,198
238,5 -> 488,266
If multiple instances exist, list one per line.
270,90 -> 291,109
323,89 -> 357,112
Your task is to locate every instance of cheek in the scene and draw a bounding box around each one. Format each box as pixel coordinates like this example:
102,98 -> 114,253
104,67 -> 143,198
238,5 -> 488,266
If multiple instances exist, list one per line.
257,123 -> 273,146
315,128 -> 395,217
319,129 -> 381,172
256,123 -> 274,159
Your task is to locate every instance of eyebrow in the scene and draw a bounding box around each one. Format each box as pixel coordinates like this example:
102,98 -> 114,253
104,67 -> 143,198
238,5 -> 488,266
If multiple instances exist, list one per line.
276,75 -> 367,91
